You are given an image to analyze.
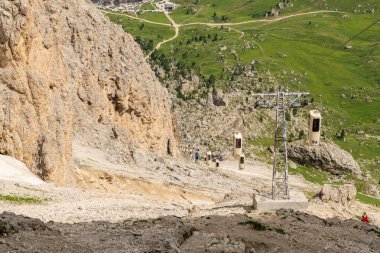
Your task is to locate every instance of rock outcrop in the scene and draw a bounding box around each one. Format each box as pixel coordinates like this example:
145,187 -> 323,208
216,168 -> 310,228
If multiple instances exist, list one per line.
287,141 -> 361,176
0,0 -> 179,184
212,88 -> 228,107
319,184 -> 356,207
362,184 -> 380,198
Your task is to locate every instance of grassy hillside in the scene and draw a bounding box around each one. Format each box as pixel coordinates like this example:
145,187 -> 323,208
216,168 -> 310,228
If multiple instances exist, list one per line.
171,0 -> 379,23
171,0 -> 283,23
137,12 -> 171,24
104,1 -> 380,184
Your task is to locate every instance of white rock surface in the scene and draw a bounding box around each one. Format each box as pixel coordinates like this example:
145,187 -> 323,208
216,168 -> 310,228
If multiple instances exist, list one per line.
0,155 -> 45,185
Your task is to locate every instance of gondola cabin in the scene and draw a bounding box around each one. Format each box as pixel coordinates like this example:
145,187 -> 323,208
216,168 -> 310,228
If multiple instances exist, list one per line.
308,110 -> 321,146
206,151 -> 212,166
233,133 -> 243,158
239,154 -> 245,170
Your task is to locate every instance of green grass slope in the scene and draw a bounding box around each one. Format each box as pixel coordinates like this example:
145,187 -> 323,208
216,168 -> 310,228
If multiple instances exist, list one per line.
171,0 -> 379,23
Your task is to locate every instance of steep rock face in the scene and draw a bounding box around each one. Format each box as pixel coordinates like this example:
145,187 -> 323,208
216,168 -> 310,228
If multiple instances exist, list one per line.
288,141 -> 361,176
0,0 -> 179,184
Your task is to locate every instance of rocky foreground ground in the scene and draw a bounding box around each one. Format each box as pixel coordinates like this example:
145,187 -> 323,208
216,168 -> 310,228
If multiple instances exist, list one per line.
0,144 -> 379,252
0,210 -> 379,253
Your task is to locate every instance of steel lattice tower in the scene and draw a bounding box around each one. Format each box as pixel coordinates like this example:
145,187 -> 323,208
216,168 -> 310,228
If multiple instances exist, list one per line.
254,87 -> 309,199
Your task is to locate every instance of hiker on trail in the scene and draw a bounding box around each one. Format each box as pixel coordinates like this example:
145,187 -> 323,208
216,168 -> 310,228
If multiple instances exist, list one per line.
361,212 -> 369,223
195,149 -> 200,163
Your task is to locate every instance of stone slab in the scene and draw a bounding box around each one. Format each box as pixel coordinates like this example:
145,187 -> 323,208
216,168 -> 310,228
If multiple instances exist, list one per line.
253,191 -> 308,210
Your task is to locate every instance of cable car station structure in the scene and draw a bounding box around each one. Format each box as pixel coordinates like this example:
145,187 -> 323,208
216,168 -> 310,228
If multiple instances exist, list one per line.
253,87 -> 309,200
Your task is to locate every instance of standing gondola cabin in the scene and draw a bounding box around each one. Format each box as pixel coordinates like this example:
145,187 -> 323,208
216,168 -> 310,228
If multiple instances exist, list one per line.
308,110 -> 321,146
233,133 -> 243,158
239,154 -> 245,170
206,151 -> 212,166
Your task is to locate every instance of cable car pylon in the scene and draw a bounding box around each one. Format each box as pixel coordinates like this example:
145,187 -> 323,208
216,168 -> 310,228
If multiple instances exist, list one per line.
253,86 -> 309,200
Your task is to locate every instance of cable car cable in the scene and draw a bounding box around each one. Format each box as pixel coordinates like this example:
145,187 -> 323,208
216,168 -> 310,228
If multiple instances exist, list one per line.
311,18 -> 380,67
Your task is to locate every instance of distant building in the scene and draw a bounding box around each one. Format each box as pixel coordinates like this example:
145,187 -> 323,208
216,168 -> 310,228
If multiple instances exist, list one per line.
165,3 -> 173,11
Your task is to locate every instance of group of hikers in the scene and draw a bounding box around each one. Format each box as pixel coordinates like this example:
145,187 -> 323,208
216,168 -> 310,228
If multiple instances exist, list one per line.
180,145 -> 201,162
194,148 -> 220,168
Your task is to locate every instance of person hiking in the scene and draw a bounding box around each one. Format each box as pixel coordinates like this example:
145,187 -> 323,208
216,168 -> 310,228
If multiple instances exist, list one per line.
194,149 -> 200,163
361,212 -> 369,223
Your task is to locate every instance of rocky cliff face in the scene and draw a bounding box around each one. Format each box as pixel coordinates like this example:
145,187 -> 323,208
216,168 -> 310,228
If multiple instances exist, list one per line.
0,0 -> 179,184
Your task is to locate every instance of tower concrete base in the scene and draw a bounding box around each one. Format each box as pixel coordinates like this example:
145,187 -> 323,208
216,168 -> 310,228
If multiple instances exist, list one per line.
253,191 -> 308,210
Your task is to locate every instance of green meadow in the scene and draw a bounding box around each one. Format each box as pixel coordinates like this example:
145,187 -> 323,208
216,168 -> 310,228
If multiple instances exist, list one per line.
137,12 -> 171,24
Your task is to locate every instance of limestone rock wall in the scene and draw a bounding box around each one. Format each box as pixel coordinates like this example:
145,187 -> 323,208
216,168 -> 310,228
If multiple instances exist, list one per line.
0,0 -> 179,184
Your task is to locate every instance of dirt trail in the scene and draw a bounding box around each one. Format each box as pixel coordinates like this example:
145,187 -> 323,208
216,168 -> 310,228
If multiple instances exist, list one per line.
104,9 -> 340,57
101,10 -> 171,26
230,27 -> 245,38
154,12 -> 179,50
145,12 -> 179,58
182,10 -> 341,27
